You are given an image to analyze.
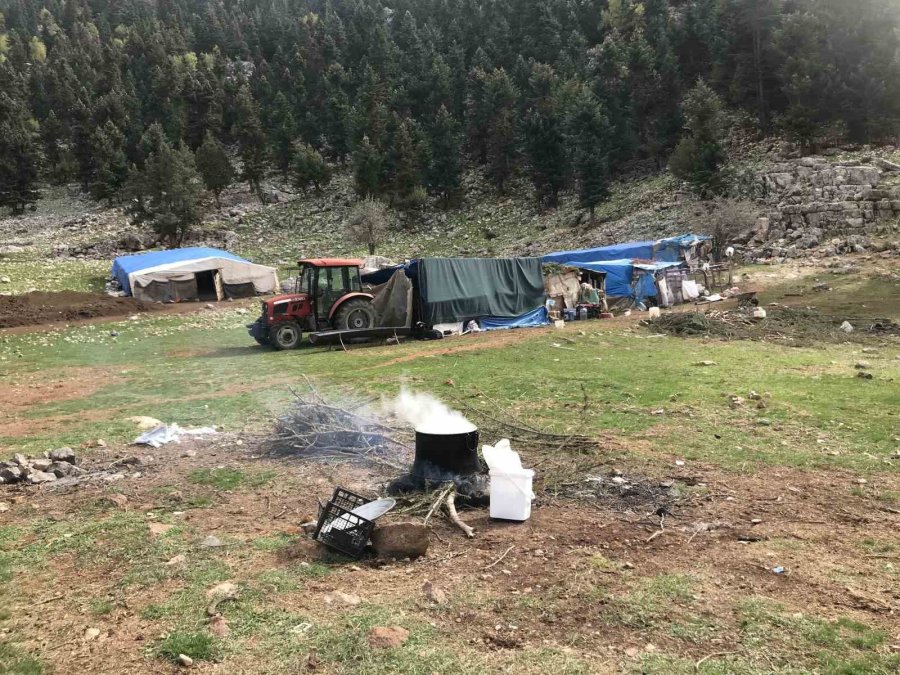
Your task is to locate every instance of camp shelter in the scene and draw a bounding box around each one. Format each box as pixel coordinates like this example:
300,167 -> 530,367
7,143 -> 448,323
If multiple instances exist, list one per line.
361,257 -> 549,332
541,234 -> 709,267
569,259 -> 683,305
112,247 -> 278,302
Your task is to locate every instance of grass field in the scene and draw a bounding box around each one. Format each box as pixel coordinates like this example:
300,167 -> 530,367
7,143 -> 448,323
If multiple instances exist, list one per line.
1,260 -> 899,674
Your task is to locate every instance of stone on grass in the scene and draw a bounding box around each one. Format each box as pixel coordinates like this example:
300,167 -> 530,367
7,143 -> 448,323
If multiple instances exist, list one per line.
422,580 -> 448,605
206,582 -> 239,600
48,462 -> 75,478
49,447 -> 77,464
324,590 -> 361,606
177,654 -> 193,667
27,471 -> 57,484
0,467 -> 22,482
83,627 -> 101,640
370,522 -> 430,560
199,535 -> 222,548
30,458 -> 52,471
367,626 -> 410,649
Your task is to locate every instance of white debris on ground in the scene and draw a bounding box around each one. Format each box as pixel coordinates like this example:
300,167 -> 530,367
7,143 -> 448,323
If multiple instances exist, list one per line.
133,423 -> 217,448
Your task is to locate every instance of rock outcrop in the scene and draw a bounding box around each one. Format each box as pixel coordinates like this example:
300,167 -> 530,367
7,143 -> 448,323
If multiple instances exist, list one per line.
743,155 -> 900,260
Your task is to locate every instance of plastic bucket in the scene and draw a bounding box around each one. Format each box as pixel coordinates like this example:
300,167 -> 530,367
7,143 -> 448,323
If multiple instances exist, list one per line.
489,469 -> 535,521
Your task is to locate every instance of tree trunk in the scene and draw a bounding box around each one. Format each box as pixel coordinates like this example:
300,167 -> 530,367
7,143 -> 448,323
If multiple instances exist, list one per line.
752,6 -> 768,134
368,242 -> 375,255
589,204 -> 595,226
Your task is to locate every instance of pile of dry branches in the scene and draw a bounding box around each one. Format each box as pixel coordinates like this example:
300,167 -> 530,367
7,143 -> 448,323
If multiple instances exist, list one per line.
268,379 -> 410,470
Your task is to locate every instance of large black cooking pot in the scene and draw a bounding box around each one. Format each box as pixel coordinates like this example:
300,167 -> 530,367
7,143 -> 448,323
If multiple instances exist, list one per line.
412,428 -> 480,477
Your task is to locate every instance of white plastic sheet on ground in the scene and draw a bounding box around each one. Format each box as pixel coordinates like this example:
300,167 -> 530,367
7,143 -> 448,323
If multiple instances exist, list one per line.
133,424 -> 217,448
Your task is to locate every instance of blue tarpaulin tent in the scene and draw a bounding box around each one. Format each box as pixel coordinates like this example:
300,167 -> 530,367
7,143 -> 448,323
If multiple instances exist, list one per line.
541,234 -> 709,267
111,247 -> 278,301
569,259 -> 683,302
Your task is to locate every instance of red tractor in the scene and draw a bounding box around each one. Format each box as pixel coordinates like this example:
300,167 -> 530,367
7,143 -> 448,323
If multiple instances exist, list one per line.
248,258 -> 376,349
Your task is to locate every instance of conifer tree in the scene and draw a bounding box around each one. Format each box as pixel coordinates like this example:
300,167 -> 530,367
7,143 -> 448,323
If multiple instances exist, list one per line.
522,65 -> 568,208
669,80 -> 726,196
427,105 -> 463,205
292,142 -> 331,193
569,89 -> 611,224
353,135 -> 384,199
89,121 -> 129,204
478,68 -> 519,192
233,86 -> 268,202
127,139 -> 203,246
268,91 -> 297,177
0,94 -> 41,214
195,131 -> 234,207
387,117 -> 429,209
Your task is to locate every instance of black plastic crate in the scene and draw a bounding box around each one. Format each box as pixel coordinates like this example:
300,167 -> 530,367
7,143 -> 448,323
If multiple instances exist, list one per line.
327,487 -> 369,512
313,487 -> 374,559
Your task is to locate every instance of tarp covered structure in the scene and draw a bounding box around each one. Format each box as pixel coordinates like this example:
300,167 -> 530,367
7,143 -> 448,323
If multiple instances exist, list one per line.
572,259 -> 683,302
417,257 -> 546,325
360,257 -> 548,329
112,247 -> 278,302
541,234 -> 709,267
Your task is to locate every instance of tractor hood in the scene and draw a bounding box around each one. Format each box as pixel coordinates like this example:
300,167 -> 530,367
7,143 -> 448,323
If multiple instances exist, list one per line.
265,292 -> 310,306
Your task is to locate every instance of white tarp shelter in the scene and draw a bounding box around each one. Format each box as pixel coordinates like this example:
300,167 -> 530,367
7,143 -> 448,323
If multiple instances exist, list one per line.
112,247 -> 278,302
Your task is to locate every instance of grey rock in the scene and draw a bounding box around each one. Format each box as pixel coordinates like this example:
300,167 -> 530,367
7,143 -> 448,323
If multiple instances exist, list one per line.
200,535 -> 223,548
27,470 -> 57,484
875,157 -> 900,172
30,458 -> 52,471
0,466 -> 22,482
48,462 -> 76,478
49,447 -> 77,464
12,453 -> 28,466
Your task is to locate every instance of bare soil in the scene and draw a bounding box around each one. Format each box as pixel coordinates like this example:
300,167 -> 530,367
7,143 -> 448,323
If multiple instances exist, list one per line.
2,434 -> 898,674
0,291 -> 159,329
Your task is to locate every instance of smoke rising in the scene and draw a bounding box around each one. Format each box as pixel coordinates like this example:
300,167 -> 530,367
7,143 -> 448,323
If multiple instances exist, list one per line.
385,388 -> 476,434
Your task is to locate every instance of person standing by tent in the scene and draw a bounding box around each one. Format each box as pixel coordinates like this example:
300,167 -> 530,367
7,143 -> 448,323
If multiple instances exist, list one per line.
579,282 -> 600,305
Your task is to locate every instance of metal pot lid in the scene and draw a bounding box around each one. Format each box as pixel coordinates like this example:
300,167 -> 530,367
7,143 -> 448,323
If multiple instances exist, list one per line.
350,497 -> 396,520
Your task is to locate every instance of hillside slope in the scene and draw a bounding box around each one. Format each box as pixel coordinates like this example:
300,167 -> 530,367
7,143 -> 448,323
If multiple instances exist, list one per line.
2,140 -> 899,295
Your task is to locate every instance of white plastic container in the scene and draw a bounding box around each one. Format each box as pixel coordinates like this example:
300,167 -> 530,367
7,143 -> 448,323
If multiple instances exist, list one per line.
489,468 -> 535,521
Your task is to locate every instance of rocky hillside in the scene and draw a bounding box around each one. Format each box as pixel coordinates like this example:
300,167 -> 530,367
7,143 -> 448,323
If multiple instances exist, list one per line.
746,152 -> 900,259
2,141 -> 899,286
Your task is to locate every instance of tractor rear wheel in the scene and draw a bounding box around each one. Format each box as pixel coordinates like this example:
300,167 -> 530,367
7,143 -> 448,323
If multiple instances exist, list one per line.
334,298 -> 376,331
271,322 -> 302,350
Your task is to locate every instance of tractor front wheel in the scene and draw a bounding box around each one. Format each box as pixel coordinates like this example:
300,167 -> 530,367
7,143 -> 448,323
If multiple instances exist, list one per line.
271,322 -> 302,350
334,298 -> 376,331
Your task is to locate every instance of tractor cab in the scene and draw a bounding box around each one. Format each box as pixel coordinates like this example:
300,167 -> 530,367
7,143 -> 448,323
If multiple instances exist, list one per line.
248,258 -> 375,349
